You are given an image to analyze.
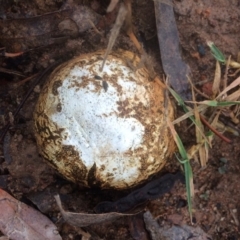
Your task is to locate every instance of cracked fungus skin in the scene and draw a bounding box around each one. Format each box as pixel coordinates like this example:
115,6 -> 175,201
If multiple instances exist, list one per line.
33,50 -> 175,189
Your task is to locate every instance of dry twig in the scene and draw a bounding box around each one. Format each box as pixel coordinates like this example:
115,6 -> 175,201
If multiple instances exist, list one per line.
107,0 -> 120,12
101,3 -> 127,71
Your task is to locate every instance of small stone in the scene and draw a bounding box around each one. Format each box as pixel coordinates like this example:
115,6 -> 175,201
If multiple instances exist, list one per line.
34,85 -> 41,93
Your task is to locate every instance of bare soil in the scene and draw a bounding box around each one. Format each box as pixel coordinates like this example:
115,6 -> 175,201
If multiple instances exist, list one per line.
0,0 -> 240,239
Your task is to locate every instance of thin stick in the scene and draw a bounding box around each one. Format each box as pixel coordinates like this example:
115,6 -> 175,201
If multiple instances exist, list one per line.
192,84 -> 210,99
88,19 -> 103,37
0,67 -> 26,77
200,114 -> 231,143
4,52 -> 24,57
101,3 -> 127,71
228,68 -> 240,77
124,0 -> 142,52
223,55 -> 231,91
12,73 -> 39,87
107,0 -> 119,12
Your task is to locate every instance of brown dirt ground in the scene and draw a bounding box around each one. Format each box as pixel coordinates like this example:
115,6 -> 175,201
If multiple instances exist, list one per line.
0,0 -> 240,239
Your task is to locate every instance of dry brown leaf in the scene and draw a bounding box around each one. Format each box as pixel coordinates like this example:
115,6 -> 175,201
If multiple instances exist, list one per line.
212,60 -> 221,97
172,105 -> 208,124
217,76 -> 240,99
225,89 -> 240,102
55,195 -> 132,228
229,60 -> 240,68
223,55 -> 231,91
3,52 -> 24,57
0,188 -> 62,240
190,77 -> 208,167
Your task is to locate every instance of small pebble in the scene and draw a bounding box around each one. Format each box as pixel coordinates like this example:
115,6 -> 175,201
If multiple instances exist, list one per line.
34,85 -> 41,93
68,233 -> 74,239
197,44 -> 205,57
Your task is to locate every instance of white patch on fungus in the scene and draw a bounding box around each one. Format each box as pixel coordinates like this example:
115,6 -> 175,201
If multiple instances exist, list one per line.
34,50 -> 175,189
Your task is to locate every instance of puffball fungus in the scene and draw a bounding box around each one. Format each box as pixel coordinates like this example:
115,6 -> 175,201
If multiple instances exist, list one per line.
33,50 -> 175,189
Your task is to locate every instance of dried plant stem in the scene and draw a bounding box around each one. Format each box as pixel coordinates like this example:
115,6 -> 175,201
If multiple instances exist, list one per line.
228,68 -> 240,77
223,55 -> 231,91
200,115 -> 231,143
127,31 -> 142,52
107,0 -> 119,12
124,0 -> 142,53
12,73 -> 38,87
192,84 -> 210,99
212,60 -> 221,96
0,67 -> 25,77
101,3 -> 127,71
124,0 -> 156,76
4,52 -> 24,57
87,19 -> 103,36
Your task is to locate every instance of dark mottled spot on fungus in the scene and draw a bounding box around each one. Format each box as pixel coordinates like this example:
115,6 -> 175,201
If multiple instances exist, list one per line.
52,80 -> 62,96
102,81 -> 108,92
95,75 -> 102,80
57,103 -> 62,112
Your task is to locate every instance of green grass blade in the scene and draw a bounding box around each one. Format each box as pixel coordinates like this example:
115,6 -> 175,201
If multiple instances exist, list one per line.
168,121 -> 193,221
195,100 -> 240,107
217,101 -> 240,106
168,87 -> 195,122
168,86 -> 210,145
207,41 -> 226,63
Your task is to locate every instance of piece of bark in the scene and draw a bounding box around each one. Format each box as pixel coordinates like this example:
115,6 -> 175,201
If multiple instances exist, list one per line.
154,0 -> 191,100
0,188 -> 62,240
